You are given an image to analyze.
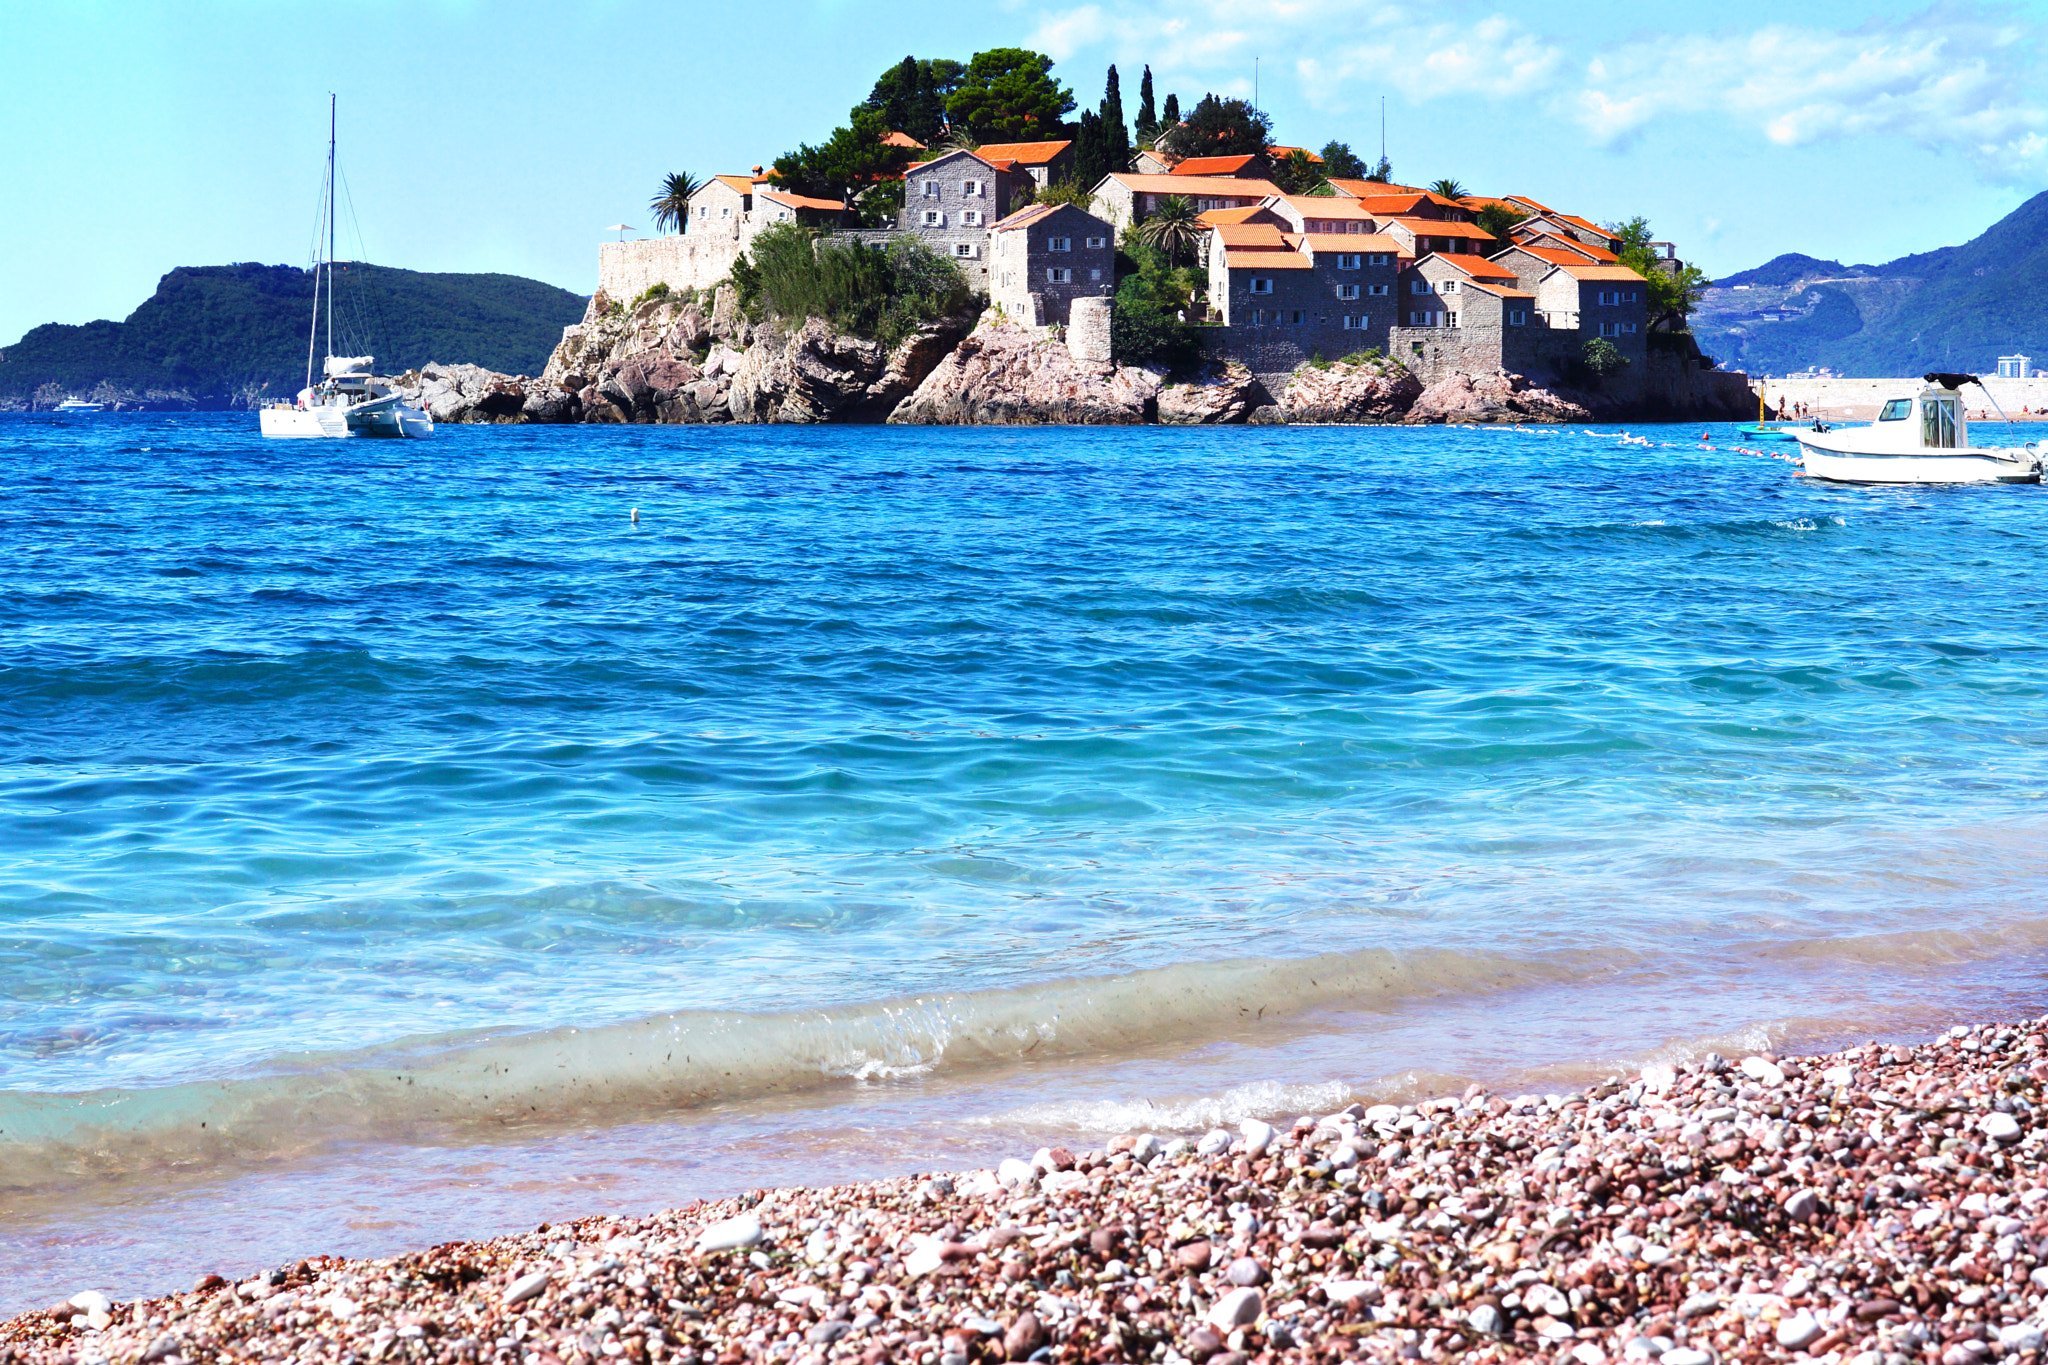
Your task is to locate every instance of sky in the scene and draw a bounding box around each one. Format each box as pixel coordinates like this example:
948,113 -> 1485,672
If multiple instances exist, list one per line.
2,0 -> 2045,346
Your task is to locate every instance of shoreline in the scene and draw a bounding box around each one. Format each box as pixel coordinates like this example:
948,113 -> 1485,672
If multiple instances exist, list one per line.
11,1016 -> 2046,1365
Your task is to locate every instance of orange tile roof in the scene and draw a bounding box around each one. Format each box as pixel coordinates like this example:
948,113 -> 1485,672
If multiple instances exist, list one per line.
1327,178 -> 1433,197
1197,205 -> 1271,226
757,189 -> 845,213
1224,249 -> 1314,270
1266,145 -> 1324,162
1548,262 -> 1648,282
1213,223 -> 1291,249
1552,213 -> 1612,237
1298,232 -> 1401,253
1385,218 -> 1497,240
976,140 -> 1072,164
992,203 -> 1058,232
881,131 -> 926,149
1462,280 -> 1537,299
709,174 -> 755,195
1105,173 -> 1285,197
1171,154 -> 1264,176
1277,196 -> 1375,219
1508,243 -> 1611,268
1427,253 -> 1519,280
1505,195 -> 1555,214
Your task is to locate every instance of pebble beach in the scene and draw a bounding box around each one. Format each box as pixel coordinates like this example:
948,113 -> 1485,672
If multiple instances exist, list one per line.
12,1017 -> 2048,1365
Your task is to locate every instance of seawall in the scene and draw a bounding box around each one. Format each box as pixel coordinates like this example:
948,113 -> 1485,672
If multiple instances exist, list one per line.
1761,376 -> 2048,420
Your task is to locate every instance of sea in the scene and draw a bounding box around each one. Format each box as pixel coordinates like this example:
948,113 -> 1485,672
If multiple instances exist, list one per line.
5,411 -> 2048,1308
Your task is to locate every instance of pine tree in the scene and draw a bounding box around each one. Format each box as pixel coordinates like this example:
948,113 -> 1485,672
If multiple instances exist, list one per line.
1101,65 -> 1130,173
1135,66 -> 1157,145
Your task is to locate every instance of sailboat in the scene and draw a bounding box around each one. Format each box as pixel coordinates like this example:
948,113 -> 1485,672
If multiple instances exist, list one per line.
260,96 -> 431,439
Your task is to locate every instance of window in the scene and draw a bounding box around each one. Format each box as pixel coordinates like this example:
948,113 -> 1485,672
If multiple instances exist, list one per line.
1368,284 -> 1389,297
1046,266 -> 1072,283
1445,312 -> 1460,328
1411,279 -> 1430,294
1048,236 -> 1072,252
954,243 -> 977,259
1089,268 -> 1102,282
1878,398 -> 1913,422
1342,314 -> 1367,330
1623,289 -> 1638,302
1337,284 -> 1360,300
1438,280 -> 1459,294
1622,322 -> 1637,334
1337,254 -> 1361,270
1508,309 -> 1527,325
922,181 -> 939,198
1252,309 -> 1266,325
962,179 -> 983,197
1290,310 -> 1304,324
1250,278 -> 1274,295
1086,236 -> 1107,248
1924,397 -> 1959,448
923,210 -> 944,227
962,210 -> 982,227
1369,253 -> 1389,265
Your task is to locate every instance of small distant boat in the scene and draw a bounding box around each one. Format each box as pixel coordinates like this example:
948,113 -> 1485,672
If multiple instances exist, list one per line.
1797,373 -> 2041,484
54,398 -> 105,413
1737,424 -> 1799,443
260,96 -> 430,441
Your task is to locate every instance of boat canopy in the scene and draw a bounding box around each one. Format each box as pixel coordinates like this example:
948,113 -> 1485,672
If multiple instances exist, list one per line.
1925,372 -> 1978,392
324,355 -> 376,378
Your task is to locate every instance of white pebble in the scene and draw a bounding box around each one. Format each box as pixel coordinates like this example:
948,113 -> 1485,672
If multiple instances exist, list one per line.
1740,1055 -> 1785,1086
1661,1350 -> 1713,1365
1783,1188 -> 1820,1222
903,1235 -> 946,1278
1466,1303 -> 1503,1335
1197,1128 -> 1233,1156
1983,1112 -> 2023,1143
1776,1311 -> 1823,1349
998,1157 -> 1038,1189
67,1292 -> 111,1315
1239,1120 -> 1276,1158
502,1271 -> 550,1307
696,1213 -> 765,1253
1207,1286 -> 1263,1329
1323,1280 -> 1377,1306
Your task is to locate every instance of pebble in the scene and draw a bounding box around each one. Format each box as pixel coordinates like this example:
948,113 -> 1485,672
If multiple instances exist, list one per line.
1239,1118 -> 1276,1157
693,1212 -> 763,1252
1983,1111 -> 2023,1143
501,1270 -> 549,1307
1224,1256 -> 1266,1286
1776,1310 -> 1823,1348
1207,1286 -> 1264,1330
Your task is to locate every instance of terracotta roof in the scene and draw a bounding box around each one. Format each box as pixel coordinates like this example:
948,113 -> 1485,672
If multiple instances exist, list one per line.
1384,218 -> 1497,240
1462,280 -> 1537,299
1326,178 -> 1433,197
1197,205 -> 1272,226
1552,213 -> 1612,238
757,189 -> 845,213
1276,196 -> 1375,219
1425,253 -> 1519,281
1224,249 -> 1314,270
1171,154 -> 1265,176
1266,146 -> 1324,162
881,131 -> 926,149
1212,223 -> 1290,249
1298,232 -> 1401,253
976,140 -> 1072,164
1548,262 -> 1648,282
709,174 -> 755,196
906,148 -> 999,173
992,203 -> 1058,232
1509,243 -> 1612,268
1459,196 -> 1525,213
1102,173 -> 1285,197
1505,195 -> 1555,214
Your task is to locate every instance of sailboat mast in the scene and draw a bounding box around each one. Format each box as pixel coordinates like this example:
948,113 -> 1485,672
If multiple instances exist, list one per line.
325,93 -> 336,367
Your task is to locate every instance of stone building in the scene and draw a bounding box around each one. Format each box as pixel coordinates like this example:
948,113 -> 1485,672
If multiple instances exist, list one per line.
1531,261 -> 1648,343
972,140 -> 1074,190
754,189 -> 847,231
1263,195 -> 1379,236
686,173 -> 767,239
1204,223 -> 1400,371
1377,217 -> 1498,258
1169,153 -> 1275,180
1387,253 -> 1543,379
899,149 -> 1021,285
1090,173 -> 1284,232
988,202 -> 1116,325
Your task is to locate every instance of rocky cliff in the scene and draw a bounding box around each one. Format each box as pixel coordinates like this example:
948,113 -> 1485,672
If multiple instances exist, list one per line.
399,289 -> 1748,429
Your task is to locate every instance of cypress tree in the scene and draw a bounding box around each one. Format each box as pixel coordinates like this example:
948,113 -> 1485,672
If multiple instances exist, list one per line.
1161,92 -> 1180,130
1071,109 -> 1105,193
1135,66 -> 1157,145
1101,65 -> 1130,173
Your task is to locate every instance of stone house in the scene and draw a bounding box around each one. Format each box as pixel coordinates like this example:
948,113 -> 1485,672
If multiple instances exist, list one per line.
1091,173 -> 1284,232
1170,153 -> 1275,180
1197,204 -> 1291,231
1264,195 -> 1379,236
1516,210 -> 1619,253
687,173 -> 765,239
1492,242 -> 1615,298
1377,217 -> 1498,258
1204,223 -> 1398,364
1396,253 -> 1526,330
1532,262 -> 1649,341
899,149 -> 1020,284
1329,186 -> 1474,222
1507,228 -> 1617,264
754,189 -> 846,231
988,202 -> 1116,325
973,140 -> 1075,190
1388,253 -> 1541,378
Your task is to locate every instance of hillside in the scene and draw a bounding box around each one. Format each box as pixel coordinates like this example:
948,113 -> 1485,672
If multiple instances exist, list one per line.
0,263 -> 589,409
1692,192 -> 2048,377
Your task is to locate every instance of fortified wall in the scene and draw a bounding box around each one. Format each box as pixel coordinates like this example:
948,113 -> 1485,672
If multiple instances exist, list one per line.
597,237 -> 741,303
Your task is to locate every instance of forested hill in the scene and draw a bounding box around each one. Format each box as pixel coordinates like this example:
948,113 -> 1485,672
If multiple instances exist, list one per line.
0,263 -> 588,409
1691,192 -> 2048,377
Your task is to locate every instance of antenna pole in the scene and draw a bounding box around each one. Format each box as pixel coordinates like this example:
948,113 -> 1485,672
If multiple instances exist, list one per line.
325,93 -> 335,368
1253,57 -> 1258,111
1380,96 -> 1386,163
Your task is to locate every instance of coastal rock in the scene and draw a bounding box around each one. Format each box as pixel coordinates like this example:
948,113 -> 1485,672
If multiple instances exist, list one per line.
889,313 -> 1162,425
1281,360 -> 1423,423
412,362 -> 532,424
1404,369 -> 1593,425
725,311 -> 973,425
1156,364 -> 1260,425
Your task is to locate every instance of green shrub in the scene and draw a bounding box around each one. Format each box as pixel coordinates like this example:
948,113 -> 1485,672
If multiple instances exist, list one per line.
1582,336 -> 1628,377
628,281 -> 672,310
735,223 -> 972,348
1308,351 -> 1331,370
1340,348 -> 1382,365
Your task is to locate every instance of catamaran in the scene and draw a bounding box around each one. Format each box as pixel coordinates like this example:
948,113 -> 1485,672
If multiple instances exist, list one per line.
260,96 -> 431,440
1796,373 -> 2039,484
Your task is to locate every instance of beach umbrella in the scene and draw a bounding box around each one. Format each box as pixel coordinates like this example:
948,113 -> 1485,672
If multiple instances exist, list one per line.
607,224 -> 635,242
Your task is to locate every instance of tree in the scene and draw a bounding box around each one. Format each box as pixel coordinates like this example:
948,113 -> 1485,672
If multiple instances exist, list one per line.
945,48 -> 1075,141
770,108 -> 915,227
1138,194 -> 1202,269
1607,216 -> 1714,328
1161,93 -> 1181,128
858,57 -> 964,145
1582,336 -> 1628,377
1318,142 -> 1365,180
1101,65 -> 1131,174
1430,178 -> 1467,202
1112,226 -> 1200,368
1134,66 -> 1158,145
1033,180 -> 1097,211
1272,149 -> 1323,195
1475,202 -> 1527,247
1367,153 -> 1392,183
1159,93 -> 1272,159
1070,108 -> 1106,194
649,172 -> 700,235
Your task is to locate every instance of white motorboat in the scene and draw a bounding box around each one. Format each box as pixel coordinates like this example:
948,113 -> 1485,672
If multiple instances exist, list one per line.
260,96 -> 431,441
1797,373 -> 2038,484
54,398 -> 105,412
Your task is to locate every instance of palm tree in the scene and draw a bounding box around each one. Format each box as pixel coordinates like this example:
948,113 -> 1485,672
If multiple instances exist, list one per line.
1429,178 -> 1467,202
649,172 -> 701,235
1140,194 -> 1202,270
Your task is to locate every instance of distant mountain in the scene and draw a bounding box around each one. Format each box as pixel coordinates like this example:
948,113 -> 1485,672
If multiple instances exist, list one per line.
1692,192 -> 2048,377
0,263 -> 588,409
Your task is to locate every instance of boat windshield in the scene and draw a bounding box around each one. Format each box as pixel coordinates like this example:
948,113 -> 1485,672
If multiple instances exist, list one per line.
1878,398 -> 1912,421
1922,397 -> 1959,449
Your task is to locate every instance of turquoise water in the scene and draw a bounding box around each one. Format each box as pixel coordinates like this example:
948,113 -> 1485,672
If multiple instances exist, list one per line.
7,412 -> 2048,1301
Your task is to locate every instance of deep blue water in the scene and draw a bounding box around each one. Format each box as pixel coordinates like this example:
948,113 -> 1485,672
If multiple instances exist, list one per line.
7,411 -> 2048,1293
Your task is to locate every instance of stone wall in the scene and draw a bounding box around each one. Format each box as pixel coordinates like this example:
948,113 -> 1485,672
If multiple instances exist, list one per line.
597,237 -> 743,303
1757,376 -> 2048,421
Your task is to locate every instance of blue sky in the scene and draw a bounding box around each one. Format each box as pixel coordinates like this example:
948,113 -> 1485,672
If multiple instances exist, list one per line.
2,0 -> 2044,346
